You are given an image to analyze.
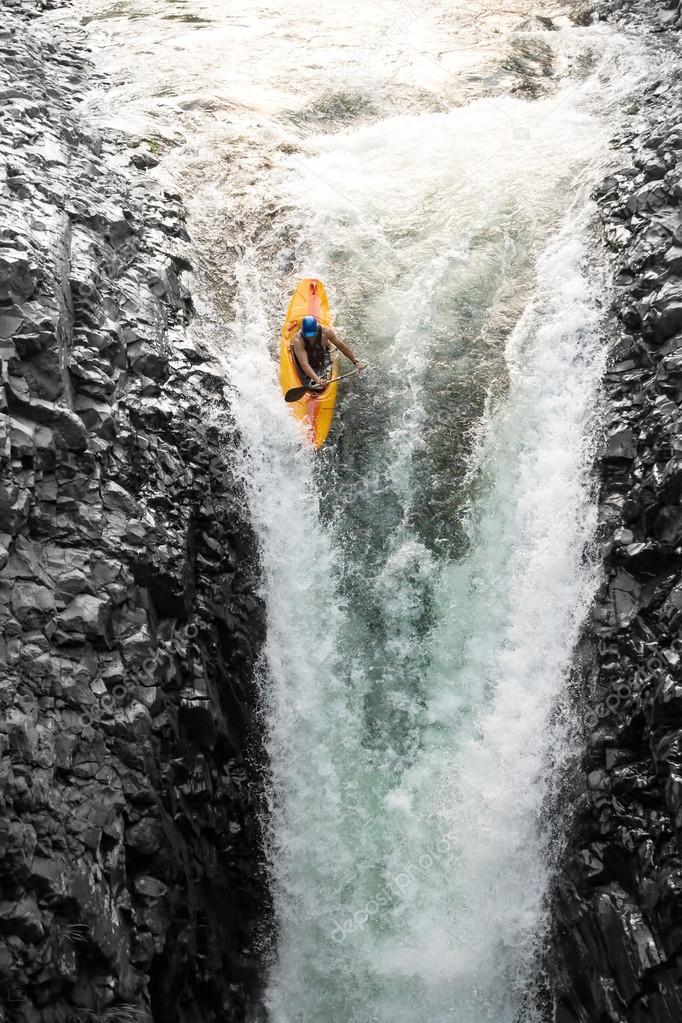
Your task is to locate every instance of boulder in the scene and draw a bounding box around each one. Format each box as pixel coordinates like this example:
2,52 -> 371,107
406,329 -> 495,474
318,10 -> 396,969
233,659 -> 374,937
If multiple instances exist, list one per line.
653,300 -> 682,343
102,481 -> 139,516
603,428 -> 636,462
0,481 -> 29,534
73,394 -> 116,440
133,876 -> 167,899
654,506 -> 682,544
125,819 -> 162,856
130,149 -> 159,171
0,249 -> 39,303
10,581 -> 55,628
56,595 -> 111,640
5,377 -> 88,451
594,886 -> 663,1005
127,340 -> 169,382
0,897 -> 44,944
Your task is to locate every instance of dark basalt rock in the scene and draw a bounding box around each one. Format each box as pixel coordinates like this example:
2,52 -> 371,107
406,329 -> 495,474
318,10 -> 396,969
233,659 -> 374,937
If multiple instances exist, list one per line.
0,5 -> 267,1023
549,1 -> 682,1020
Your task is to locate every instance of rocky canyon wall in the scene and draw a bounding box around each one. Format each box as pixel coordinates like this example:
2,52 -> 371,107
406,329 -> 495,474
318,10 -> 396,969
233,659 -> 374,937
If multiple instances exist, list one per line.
551,2 -> 682,1021
0,4 -> 266,1023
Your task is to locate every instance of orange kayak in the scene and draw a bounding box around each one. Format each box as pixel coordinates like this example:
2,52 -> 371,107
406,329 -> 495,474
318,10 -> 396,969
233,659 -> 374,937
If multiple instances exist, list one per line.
279,278 -> 339,449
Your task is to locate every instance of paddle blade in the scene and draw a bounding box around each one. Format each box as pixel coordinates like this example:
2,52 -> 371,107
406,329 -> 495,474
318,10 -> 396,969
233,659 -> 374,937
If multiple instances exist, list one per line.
285,382 -> 327,402
285,385 -> 309,403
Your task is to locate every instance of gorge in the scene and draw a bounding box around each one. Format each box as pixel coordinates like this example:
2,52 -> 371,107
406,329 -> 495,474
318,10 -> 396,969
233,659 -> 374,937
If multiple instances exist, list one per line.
1,1 -> 682,1022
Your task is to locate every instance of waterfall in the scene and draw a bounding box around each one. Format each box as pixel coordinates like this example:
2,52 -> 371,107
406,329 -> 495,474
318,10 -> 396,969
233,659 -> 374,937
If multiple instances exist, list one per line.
74,1 -> 664,1018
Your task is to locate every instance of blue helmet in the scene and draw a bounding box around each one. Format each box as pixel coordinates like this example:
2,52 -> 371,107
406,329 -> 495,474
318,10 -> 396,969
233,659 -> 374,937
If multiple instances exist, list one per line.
301,315 -> 319,338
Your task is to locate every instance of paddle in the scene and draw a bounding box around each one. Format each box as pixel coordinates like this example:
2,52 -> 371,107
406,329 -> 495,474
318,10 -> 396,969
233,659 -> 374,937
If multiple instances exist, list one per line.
284,367 -> 361,403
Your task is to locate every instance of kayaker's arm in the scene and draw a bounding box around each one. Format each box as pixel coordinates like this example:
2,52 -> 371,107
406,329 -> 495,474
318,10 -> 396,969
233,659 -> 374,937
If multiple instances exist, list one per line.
326,328 -> 366,370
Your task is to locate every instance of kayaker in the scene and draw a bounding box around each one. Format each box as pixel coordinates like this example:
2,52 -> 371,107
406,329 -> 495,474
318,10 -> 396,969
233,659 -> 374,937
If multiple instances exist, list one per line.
293,315 -> 366,389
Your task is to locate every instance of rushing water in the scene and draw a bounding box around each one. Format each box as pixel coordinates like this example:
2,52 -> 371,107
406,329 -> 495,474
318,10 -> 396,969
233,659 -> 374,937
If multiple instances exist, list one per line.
66,2 -> 664,1019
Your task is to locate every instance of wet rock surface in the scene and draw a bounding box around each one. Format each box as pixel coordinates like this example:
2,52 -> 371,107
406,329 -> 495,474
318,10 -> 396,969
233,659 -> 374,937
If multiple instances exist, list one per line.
550,2 -> 682,1021
0,4 -> 266,1023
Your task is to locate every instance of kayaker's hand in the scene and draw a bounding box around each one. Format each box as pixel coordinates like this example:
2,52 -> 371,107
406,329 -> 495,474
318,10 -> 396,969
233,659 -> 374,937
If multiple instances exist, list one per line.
355,361 -> 367,372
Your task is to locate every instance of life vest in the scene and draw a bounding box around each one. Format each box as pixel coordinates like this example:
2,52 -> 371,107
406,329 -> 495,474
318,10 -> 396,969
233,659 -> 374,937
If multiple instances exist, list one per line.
293,327 -> 330,384
303,327 -> 326,372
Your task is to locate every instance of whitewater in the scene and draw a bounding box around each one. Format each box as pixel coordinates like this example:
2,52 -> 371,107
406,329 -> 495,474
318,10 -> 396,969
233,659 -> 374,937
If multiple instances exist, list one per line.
69,1 -> 665,1019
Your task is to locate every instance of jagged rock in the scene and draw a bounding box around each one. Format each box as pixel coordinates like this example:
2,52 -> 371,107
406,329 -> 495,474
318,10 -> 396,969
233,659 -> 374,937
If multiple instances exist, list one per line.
0,481 -> 30,534
125,819 -> 161,856
607,569 -> 642,628
10,581 -> 55,627
8,414 -> 54,454
73,394 -> 116,439
127,340 -> 169,381
0,249 -> 40,302
604,427 -> 636,461
5,377 -> 88,451
130,149 -> 159,171
654,506 -> 682,543
101,480 -> 138,515
0,897 -> 44,944
56,594 -> 111,638
653,298 -> 682,342
596,886 -> 663,1000
627,180 -> 669,213
663,245 -> 682,272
